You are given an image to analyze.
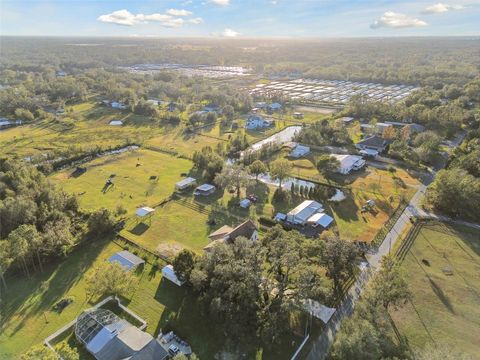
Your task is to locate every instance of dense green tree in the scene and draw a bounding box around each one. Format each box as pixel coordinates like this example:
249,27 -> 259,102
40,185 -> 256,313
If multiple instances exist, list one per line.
20,345 -> 57,360
87,208 -> 116,237
317,155 -> 340,178
321,237 -> 359,298
172,249 -> 196,283
214,164 -> 251,198
86,262 -> 135,299
270,159 -> 292,189
369,256 -> 411,311
248,160 -> 267,181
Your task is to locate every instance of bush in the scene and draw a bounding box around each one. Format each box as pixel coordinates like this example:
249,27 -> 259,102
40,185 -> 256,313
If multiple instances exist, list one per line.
259,216 -> 276,227
272,188 -> 292,204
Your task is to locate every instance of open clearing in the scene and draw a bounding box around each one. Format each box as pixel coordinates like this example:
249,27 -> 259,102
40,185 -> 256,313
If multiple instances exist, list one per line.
0,238 -> 303,360
52,149 -> 192,213
391,222 -> 480,359
120,199 -> 213,256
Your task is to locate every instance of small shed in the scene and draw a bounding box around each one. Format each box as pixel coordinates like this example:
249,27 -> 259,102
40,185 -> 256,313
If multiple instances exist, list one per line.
109,120 -> 123,126
239,199 -> 252,209
289,145 -> 310,159
175,177 -> 196,191
135,207 -> 155,217
108,250 -> 145,271
194,184 -> 216,196
162,265 -> 184,286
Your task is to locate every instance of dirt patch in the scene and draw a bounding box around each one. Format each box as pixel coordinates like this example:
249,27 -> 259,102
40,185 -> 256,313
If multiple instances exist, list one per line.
156,242 -> 183,258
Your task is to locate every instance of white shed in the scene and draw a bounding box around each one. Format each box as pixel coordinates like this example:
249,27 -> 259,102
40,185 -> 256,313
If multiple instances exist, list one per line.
175,177 -> 196,190
162,265 -> 184,286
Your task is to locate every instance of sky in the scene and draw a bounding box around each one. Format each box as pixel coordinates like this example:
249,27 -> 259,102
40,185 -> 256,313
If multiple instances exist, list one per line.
1,0 -> 479,38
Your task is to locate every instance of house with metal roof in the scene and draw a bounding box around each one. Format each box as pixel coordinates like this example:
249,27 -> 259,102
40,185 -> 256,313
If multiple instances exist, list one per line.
331,154 -> 366,174
286,200 -> 324,225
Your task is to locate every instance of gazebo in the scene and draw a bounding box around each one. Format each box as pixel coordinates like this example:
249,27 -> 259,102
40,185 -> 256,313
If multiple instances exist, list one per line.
135,206 -> 155,225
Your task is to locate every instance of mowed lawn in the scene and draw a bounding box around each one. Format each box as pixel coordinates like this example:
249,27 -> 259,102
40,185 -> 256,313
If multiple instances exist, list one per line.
52,149 -> 192,214
391,223 -> 480,359
120,200 -> 213,256
0,238 -> 304,360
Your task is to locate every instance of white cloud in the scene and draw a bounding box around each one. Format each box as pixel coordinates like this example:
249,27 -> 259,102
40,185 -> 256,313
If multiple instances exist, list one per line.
188,17 -> 204,24
370,11 -> 428,29
422,3 -> 464,14
166,8 -> 193,16
209,0 -> 230,6
97,9 -> 202,28
221,28 -> 240,37
98,10 -> 145,26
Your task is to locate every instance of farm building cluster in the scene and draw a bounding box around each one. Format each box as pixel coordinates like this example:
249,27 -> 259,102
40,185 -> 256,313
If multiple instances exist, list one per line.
250,79 -> 419,105
123,64 -> 252,79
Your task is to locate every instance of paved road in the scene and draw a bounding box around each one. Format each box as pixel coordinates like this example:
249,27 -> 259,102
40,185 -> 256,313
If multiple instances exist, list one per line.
305,131 -> 468,360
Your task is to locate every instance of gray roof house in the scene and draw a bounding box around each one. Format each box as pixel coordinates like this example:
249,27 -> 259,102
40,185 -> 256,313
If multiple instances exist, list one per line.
75,309 -> 168,360
355,135 -> 390,153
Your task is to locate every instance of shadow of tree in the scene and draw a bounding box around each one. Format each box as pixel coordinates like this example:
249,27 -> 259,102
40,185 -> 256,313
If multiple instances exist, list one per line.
1,238 -> 111,335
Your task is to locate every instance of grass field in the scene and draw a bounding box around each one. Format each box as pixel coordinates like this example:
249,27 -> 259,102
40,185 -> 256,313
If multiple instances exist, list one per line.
0,102 -> 163,158
51,149 -> 192,214
120,199 -> 213,256
0,238 -> 304,360
391,222 -> 480,359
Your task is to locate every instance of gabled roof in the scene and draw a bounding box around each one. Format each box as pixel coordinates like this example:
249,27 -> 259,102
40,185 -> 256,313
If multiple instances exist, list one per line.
332,154 -> 363,170
208,225 -> 234,240
228,219 -> 257,240
356,135 -> 387,148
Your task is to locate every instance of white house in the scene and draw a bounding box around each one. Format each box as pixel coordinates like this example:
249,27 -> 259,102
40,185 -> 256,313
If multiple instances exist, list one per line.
332,154 -> 366,174
245,115 -> 272,130
289,144 -> 310,158
161,265 -> 185,286
175,177 -> 196,191
109,120 -> 123,126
